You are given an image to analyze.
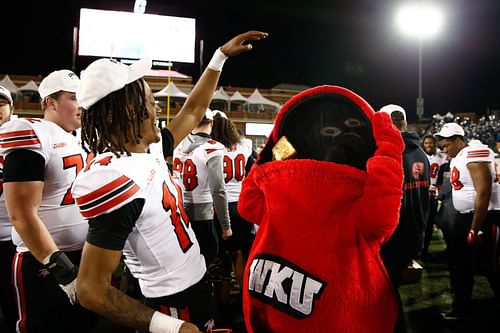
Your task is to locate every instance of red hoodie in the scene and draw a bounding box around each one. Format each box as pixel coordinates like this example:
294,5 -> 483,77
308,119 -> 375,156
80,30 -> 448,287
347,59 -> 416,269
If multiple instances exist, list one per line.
238,85 -> 404,333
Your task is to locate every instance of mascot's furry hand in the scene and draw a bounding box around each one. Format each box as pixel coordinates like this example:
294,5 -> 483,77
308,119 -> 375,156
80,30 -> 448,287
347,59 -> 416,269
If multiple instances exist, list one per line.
371,111 -> 404,161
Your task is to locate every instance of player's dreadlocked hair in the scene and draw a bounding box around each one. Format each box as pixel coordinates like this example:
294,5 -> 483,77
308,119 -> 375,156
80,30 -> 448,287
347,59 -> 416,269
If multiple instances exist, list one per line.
211,112 -> 240,149
80,79 -> 149,156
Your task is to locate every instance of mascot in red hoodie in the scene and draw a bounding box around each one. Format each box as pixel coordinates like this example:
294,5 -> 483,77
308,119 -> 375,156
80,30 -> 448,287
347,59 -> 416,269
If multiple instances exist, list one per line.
238,85 -> 404,332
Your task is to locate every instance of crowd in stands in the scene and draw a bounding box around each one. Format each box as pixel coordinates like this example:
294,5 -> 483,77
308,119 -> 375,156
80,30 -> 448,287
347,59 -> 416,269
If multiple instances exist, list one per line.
421,112 -> 500,151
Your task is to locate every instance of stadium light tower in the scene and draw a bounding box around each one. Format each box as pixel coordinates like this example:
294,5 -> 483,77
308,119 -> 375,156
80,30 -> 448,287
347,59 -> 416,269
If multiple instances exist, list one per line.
395,2 -> 444,121
134,0 -> 147,13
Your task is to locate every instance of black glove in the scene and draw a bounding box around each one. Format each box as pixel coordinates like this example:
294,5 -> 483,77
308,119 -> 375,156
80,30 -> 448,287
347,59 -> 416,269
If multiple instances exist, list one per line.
45,251 -> 78,304
46,250 -> 78,285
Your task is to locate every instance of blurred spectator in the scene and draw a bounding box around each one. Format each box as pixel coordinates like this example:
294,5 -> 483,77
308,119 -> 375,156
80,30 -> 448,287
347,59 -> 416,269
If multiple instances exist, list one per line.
423,113 -> 499,151
420,134 -> 448,259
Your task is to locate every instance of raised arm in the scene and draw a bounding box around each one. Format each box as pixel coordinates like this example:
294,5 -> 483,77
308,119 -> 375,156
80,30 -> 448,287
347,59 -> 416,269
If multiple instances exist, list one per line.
166,31 -> 268,148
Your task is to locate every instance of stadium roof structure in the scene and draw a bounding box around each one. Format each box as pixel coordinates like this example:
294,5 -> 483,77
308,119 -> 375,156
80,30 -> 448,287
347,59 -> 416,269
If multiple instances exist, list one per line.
212,87 -> 230,101
246,88 -> 280,110
0,75 -> 19,93
229,91 -> 248,102
153,81 -> 188,98
17,80 -> 39,92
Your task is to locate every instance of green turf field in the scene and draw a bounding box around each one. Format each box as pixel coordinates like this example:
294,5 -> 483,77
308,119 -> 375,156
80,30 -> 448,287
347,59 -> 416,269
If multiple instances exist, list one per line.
401,229 -> 500,333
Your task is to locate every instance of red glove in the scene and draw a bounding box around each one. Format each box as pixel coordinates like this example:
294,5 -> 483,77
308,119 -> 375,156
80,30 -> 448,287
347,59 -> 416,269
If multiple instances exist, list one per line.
466,229 -> 483,246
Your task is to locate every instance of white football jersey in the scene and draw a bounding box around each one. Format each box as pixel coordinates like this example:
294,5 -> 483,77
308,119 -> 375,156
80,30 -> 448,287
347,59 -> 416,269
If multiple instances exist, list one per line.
495,154 -> 500,183
426,151 -> 448,186
0,118 -> 88,251
71,152 -> 206,298
450,141 -> 500,213
173,138 -> 225,204
0,155 -> 9,241
223,141 -> 253,202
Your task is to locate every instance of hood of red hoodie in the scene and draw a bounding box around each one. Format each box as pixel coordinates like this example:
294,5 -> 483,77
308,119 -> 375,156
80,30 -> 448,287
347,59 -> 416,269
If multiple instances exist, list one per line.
257,85 -> 377,171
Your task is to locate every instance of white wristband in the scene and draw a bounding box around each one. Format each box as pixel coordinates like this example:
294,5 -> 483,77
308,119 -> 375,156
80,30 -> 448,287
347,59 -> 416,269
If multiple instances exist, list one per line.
149,311 -> 184,333
207,48 -> 228,72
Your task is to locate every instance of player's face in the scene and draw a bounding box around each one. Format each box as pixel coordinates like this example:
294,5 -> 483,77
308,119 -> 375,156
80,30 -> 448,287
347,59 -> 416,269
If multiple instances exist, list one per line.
53,92 -> 81,132
439,138 -> 461,158
422,137 -> 436,155
141,82 -> 161,145
0,98 -> 12,126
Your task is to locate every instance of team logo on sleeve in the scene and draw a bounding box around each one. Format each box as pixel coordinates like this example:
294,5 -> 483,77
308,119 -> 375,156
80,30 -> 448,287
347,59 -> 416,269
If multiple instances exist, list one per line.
248,254 -> 326,319
412,162 -> 425,180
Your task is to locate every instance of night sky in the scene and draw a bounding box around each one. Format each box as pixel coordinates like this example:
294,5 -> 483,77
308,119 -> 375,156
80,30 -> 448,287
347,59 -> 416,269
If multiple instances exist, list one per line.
3,0 -> 500,122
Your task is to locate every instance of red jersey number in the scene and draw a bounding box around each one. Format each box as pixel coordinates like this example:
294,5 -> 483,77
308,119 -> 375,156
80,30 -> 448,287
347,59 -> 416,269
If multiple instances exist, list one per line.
223,153 -> 245,183
162,181 -> 193,252
430,162 -> 440,179
173,158 -> 198,191
450,166 -> 464,191
60,154 -> 84,205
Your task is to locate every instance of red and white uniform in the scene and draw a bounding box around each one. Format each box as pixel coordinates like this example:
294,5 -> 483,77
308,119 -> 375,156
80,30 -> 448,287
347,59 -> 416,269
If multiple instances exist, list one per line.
173,138 -> 225,204
450,140 -> 500,213
0,118 -> 88,252
426,150 -> 448,187
0,156 -> 10,242
72,151 -> 206,298
173,134 -> 230,229
224,141 -> 253,202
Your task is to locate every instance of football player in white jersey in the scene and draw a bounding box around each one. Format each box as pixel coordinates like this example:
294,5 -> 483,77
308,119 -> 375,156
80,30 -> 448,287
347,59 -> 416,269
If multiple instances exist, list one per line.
71,31 -> 267,333
210,110 -> 253,290
0,71 -> 97,332
0,85 -> 17,332
420,134 -> 448,259
435,123 -> 500,320
173,109 -> 232,269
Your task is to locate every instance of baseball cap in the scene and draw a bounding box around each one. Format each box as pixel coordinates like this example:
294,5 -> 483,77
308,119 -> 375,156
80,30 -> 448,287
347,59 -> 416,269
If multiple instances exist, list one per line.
38,70 -> 80,99
434,122 -> 465,138
77,57 -> 152,110
379,104 -> 407,122
0,85 -> 13,105
204,109 -> 214,120
212,110 -> 228,119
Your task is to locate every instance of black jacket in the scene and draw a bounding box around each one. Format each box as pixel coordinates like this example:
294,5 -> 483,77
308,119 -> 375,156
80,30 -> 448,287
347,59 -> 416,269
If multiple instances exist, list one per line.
381,132 -> 431,283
